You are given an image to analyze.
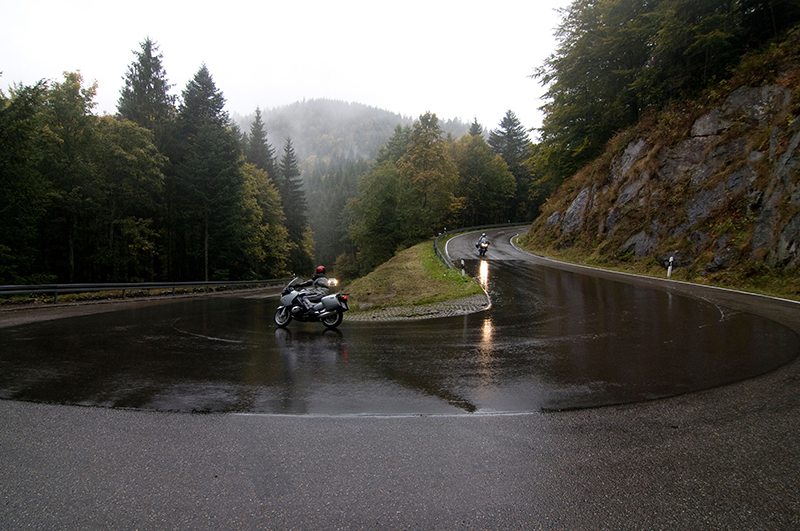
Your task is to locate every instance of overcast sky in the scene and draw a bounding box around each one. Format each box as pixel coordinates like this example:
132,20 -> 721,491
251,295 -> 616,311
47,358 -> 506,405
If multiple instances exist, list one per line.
2,0 -> 569,134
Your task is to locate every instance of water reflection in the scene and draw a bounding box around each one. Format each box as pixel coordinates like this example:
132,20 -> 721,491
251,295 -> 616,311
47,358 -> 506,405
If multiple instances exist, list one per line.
478,259 -> 489,290
477,317 -> 495,384
481,317 -> 493,348
0,258 -> 797,414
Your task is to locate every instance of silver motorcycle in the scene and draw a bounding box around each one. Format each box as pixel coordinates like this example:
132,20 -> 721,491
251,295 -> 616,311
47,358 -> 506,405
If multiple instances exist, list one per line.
274,278 -> 350,329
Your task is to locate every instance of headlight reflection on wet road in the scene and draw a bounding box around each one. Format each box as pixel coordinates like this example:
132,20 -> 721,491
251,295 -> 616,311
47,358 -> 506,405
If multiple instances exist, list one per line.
0,231 -> 798,415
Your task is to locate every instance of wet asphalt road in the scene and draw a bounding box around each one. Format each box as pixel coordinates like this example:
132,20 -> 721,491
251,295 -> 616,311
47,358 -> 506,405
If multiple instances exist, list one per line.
2,227 -> 800,529
1,228 -> 796,415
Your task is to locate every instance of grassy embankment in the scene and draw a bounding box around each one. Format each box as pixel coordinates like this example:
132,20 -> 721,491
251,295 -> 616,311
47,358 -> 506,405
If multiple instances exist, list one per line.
344,239 -> 483,312
517,232 -> 800,302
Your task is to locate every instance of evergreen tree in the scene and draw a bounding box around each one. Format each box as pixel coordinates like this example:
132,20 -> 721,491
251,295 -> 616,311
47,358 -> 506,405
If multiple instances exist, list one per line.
117,37 -> 179,280
175,64 -> 247,281
469,118 -> 483,137
277,137 -> 306,236
117,38 -> 176,136
742,0 -> 800,44
245,107 -> 278,179
278,137 -> 314,274
375,124 -> 412,166
306,156 -> 366,268
488,110 -> 532,220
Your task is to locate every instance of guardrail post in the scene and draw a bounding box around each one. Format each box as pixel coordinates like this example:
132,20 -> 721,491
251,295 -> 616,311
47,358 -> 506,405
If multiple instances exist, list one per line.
54,292 -> 58,304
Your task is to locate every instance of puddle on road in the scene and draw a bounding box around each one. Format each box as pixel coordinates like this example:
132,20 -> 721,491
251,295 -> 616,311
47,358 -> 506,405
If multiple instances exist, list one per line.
0,260 -> 797,414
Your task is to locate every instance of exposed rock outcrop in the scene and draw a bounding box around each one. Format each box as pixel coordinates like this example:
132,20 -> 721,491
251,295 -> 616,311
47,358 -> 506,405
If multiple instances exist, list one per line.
530,82 -> 800,276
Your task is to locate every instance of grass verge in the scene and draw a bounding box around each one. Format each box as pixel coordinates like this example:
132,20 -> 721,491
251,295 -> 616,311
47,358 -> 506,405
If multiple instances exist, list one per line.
517,234 -> 800,302
344,240 -> 483,312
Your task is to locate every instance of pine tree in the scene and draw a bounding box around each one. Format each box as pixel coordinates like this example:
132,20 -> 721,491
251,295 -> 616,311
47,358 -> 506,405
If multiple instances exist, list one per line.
245,107 -> 278,179
469,118 -> 483,137
175,65 -> 246,281
306,156 -> 366,268
117,38 -> 176,134
278,137 -> 314,274
375,124 -> 412,166
488,110 -> 532,220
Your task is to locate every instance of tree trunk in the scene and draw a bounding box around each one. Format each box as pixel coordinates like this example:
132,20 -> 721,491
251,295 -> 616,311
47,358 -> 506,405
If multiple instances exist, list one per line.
69,215 -> 75,283
204,203 -> 209,282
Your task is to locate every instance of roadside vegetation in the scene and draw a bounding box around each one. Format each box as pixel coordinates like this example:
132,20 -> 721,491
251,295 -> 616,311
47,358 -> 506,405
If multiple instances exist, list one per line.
519,18 -> 800,304
518,233 -> 800,302
344,240 -> 483,312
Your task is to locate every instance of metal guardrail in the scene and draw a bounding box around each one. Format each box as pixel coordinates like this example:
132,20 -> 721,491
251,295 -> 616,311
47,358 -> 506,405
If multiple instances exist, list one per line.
0,278 -> 292,304
433,222 -> 531,270
3,224 -> 530,303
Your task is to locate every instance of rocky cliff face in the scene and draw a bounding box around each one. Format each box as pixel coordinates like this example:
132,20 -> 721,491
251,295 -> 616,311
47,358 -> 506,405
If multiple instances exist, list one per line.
529,81 -> 800,279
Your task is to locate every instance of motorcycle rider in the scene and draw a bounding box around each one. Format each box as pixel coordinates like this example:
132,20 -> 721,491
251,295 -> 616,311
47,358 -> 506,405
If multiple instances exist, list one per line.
476,233 -> 489,248
295,265 -> 330,311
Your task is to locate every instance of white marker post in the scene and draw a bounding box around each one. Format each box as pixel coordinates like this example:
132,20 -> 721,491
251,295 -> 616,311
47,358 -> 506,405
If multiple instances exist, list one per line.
667,256 -> 674,278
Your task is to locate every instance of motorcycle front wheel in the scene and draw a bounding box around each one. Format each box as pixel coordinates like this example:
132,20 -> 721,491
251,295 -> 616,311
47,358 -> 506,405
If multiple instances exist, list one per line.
274,307 -> 292,327
321,311 -> 343,329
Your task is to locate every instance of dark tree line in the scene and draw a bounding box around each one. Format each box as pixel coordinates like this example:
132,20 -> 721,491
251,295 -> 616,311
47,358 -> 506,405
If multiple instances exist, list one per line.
0,38 -> 305,284
1,73 -> 169,284
2,36 -> 540,285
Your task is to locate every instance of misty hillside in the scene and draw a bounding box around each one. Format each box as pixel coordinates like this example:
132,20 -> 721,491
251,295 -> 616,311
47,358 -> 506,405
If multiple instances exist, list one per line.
233,98 -> 471,162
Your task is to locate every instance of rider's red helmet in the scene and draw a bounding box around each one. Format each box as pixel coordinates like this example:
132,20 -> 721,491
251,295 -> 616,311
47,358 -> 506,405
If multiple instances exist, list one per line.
316,265 -> 326,274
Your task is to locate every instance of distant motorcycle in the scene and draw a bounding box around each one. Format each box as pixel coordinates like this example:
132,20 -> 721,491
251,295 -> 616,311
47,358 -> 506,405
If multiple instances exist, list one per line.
274,278 -> 350,329
478,241 -> 489,256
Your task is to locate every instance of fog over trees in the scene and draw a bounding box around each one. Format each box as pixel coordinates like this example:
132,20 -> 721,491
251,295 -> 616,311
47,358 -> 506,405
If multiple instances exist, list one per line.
0,38 -> 494,284
5,1 -> 795,284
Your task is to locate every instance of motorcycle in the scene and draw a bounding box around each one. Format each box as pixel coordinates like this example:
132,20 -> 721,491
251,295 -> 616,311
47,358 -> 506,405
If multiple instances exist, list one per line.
274,278 -> 350,329
478,241 -> 489,256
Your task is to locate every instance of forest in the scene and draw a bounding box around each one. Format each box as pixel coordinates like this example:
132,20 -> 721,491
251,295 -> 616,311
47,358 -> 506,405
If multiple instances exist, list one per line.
532,0 -> 800,199
0,38 -> 524,285
2,0 -> 799,285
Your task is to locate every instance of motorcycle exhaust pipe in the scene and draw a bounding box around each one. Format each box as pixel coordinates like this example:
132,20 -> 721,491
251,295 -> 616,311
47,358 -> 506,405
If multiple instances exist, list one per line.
318,310 -> 336,318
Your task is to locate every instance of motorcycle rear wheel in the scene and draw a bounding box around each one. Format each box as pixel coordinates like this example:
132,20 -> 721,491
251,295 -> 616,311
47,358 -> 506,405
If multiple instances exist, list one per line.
321,311 -> 343,329
274,307 -> 292,327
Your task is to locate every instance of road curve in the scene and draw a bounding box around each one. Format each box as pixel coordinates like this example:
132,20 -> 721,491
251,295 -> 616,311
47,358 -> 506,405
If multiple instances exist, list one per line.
2,227 -> 800,529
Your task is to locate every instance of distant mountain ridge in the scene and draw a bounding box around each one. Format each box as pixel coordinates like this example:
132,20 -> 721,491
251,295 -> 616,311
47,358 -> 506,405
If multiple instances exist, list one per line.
233,98 -> 471,162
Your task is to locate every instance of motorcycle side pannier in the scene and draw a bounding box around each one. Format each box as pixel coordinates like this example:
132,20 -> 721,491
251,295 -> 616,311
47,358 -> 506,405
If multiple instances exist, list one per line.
321,294 -> 340,311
